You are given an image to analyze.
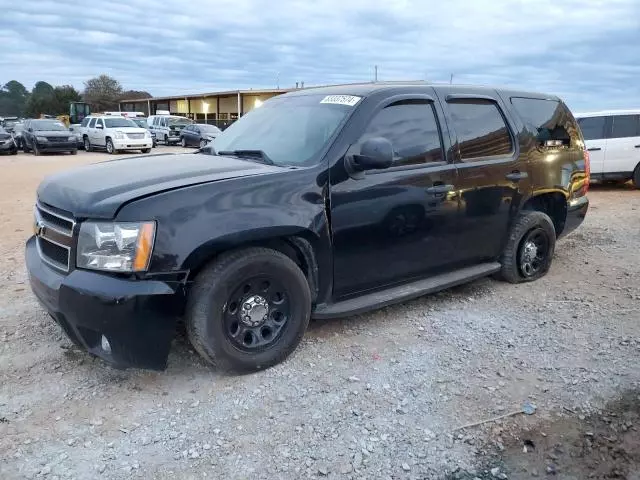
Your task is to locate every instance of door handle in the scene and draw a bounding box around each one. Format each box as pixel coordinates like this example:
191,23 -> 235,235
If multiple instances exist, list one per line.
426,184 -> 454,194
505,171 -> 528,182
635,145 -> 640,149
587,147 -> 602,151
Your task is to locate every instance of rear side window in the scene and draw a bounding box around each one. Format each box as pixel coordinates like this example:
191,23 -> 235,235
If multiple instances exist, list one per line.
610,115 -> 640,139
510,97 -> 572,146
447,99 -> 513,160
358,100 -> 444,166
577,116 -> 606,140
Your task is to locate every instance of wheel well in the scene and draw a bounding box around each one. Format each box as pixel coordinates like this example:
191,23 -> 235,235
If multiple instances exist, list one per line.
187,236 -> 319,302
522,193 -> 567,236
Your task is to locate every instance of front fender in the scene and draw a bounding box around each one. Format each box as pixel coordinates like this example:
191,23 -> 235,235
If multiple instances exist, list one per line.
115,169 -> 333,301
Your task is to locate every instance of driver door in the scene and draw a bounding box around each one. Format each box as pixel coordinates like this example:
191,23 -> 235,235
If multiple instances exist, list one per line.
330,94 -> 460,298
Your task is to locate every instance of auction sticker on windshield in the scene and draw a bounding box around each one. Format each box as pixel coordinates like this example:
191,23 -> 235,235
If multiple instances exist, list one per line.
320,95 -> 361,106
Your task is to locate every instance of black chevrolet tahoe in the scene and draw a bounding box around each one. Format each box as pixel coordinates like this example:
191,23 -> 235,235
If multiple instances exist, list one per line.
26,83 -> 590,372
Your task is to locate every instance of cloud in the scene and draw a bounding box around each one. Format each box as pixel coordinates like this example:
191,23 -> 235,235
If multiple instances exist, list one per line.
0,0 -> 638,110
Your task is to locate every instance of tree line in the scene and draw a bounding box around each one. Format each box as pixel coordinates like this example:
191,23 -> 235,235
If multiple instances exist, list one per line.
0,74 -> 152,118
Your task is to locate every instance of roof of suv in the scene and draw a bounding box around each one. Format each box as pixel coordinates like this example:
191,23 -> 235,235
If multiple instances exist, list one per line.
575,109 -> 640,118
284,82 -> 560,101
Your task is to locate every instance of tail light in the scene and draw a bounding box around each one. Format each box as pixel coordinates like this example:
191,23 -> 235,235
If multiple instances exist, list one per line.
583,149 -> 590,194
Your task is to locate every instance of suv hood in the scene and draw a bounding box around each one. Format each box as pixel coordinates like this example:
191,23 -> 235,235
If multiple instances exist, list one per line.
34,130 -> 72,137
109,127 -> 148,134
37,153 -> 281,218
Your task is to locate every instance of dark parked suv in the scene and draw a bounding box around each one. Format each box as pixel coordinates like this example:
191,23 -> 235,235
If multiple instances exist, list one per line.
26,83 -> 589,372
22,119 -> 78,155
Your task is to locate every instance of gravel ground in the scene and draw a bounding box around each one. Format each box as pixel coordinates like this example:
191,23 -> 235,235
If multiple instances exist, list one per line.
0,150 -> 639,479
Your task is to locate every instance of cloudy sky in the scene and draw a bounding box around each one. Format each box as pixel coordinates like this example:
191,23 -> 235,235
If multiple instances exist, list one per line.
1,0 -> 638,111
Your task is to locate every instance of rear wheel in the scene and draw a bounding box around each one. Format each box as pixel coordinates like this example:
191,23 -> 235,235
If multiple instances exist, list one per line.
23,142 -> 30,153
181,137 -> 187,148
633,164 -> 640,188
199,139 -> 207,149
497,211 -> 556,283
32,143 -> 40,156
141,148 -> 151,154
10,146 -> 18,155
164,135 -> 169,145
186,247 -> 311,372
83,137 -> 92,152
70,149 -> 77,155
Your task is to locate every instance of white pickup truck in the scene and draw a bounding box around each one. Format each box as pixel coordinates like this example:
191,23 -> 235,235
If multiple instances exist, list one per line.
76,115 -> 153,154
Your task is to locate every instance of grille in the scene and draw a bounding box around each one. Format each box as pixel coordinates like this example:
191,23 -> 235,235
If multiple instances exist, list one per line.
127,133 -> 145,140
35,204 -> 74,272
46,137 -> 68,143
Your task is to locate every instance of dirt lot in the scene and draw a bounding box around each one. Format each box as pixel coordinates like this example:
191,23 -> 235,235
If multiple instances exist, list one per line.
0,149 -> 639,480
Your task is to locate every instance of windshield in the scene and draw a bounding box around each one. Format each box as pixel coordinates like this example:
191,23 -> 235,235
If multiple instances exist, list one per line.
200,124 -> 221,135
168,117 -> 193,126
104,118 -> 137,128
32,120 -> 68,131
211,94 -> 354,166
132,119 -> 148,128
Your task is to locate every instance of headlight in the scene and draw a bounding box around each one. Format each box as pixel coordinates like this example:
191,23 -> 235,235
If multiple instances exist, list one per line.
68,136 -> 76,142
77,221 -> 156,272
113,131 -> 125,139
36,136 -> 48,142
144,130 -> 151,138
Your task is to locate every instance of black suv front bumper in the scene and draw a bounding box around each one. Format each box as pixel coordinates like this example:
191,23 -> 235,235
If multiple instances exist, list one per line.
26,237 -> 181,370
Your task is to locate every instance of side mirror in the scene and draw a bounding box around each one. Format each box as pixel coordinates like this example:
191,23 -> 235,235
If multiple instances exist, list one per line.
347,137 -> 394,175
96,124 -> 104,129
28,127 -> 33,132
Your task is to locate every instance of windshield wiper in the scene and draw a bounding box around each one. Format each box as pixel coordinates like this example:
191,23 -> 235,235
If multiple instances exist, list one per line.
217,149 -> 275,166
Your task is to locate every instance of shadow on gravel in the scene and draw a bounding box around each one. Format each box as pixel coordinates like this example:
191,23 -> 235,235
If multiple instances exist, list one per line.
451,390 -> 640,479
588,181 -> 637,192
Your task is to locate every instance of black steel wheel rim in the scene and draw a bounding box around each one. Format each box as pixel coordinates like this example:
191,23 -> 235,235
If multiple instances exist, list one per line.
519,228 -> 549,277
223,275 -> 291,352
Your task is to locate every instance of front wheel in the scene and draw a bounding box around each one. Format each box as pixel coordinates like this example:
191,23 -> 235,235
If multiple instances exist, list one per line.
181,137 -> 187,148
83,137 -> 92,152
106,138 -> 116,155
497,211 -> 556,283
186,247 -> 311,372
199,139 -> 207,149
633,164 -> 640,189
141,148 -> 151,153
70,149 -> 77,155
10,147 -> 18,155
32,143 -> 40,156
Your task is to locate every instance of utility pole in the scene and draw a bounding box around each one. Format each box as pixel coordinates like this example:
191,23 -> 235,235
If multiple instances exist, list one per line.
374,65 -> 378,82
450,73 -> 454,84
276,72 -> 280,89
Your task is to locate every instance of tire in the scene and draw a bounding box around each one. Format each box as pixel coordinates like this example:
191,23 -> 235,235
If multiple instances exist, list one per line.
106,138 -> 116,155
33,143 -> 40,156
83,137 -> 92,152
70,149 -> 77,155
633,164 -> 640,189
10,147 -> 18,155
199,139 -> 207,149
186,247 -> 311,373
141,148 -> 151,154
497,211 -> 556,284
181,137 -> 187,148
164,135 -> 169,145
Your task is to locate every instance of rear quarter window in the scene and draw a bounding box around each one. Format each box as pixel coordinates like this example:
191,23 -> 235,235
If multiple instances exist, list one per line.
510,97 -> 575,146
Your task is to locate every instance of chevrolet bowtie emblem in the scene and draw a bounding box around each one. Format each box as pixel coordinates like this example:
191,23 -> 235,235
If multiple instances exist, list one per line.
34,220 -> 46,237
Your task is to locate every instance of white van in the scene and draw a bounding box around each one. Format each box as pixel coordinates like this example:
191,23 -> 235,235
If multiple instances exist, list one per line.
576,110 -> 640,187
147,115 -> 194,145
